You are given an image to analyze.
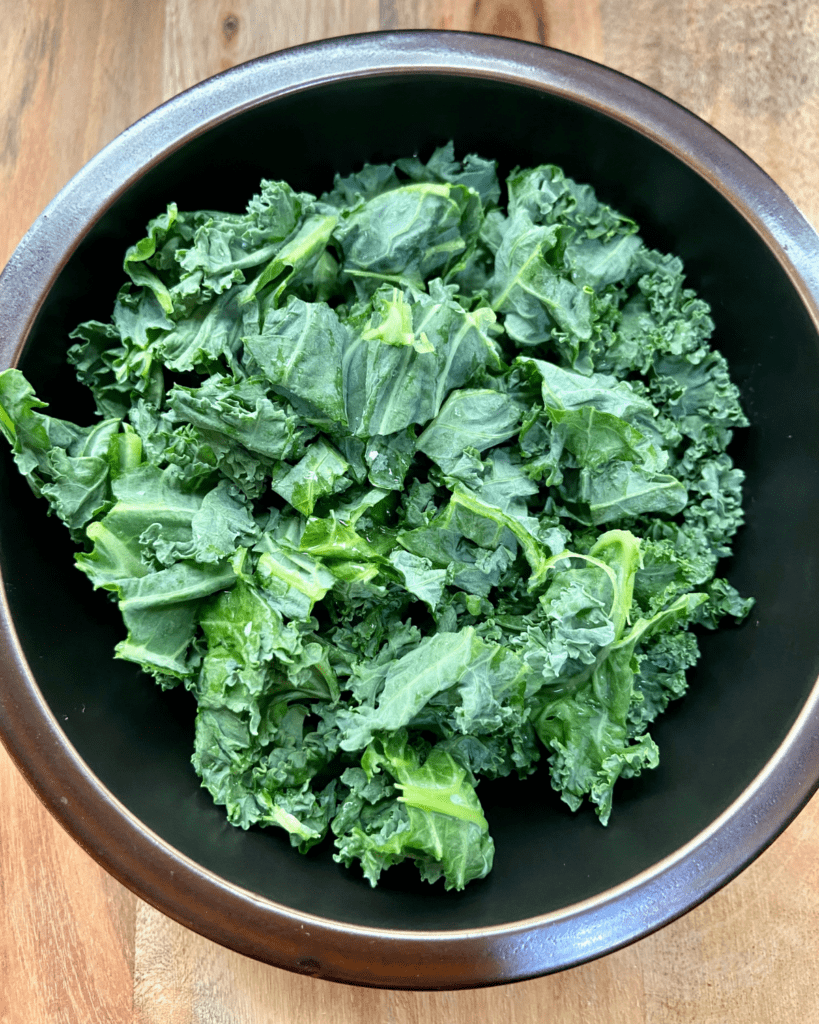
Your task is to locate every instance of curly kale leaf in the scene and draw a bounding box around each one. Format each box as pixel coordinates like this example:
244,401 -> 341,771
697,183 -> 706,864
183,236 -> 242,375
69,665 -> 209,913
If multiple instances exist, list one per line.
0,144 -> 753,888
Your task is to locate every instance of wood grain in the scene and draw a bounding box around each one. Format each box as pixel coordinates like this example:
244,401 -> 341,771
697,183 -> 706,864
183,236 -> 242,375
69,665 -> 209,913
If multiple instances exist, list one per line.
381,0 -> 604,61
600,0 -> 819,231
1,2 -> 818,1022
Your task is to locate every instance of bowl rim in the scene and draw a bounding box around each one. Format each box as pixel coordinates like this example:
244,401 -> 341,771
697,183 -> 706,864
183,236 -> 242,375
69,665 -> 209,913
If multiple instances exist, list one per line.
1,29 -> 819,989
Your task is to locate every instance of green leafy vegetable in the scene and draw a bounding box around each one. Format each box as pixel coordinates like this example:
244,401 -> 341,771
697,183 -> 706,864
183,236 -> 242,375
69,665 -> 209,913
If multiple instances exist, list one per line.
0,142 -> 752,890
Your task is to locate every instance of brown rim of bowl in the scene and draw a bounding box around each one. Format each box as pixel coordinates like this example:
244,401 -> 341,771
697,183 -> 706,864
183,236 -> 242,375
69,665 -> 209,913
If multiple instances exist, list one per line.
1,31 -> 819,990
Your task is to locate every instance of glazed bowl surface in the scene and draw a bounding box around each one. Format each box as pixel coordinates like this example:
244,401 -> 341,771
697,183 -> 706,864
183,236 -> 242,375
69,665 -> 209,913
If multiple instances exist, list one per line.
1,31 -> 819,989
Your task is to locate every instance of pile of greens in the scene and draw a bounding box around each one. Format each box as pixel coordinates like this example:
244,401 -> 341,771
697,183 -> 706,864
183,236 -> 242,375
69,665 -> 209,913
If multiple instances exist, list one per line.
0,144 -> 752,890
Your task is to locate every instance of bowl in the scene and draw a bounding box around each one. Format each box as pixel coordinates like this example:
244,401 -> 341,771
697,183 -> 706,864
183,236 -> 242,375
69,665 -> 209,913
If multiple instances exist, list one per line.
1,31 -> 819,990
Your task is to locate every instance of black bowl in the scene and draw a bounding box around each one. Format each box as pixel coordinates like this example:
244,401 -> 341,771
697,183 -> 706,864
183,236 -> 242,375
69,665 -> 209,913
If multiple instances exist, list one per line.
1,32 -> 819,989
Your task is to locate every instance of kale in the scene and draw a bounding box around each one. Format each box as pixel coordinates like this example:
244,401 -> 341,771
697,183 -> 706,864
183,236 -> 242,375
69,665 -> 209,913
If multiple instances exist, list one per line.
0,144 -> 752,889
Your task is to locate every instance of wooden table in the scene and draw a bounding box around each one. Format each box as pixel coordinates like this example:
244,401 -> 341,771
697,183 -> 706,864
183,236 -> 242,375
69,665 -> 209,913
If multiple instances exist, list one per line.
2,3 -> 818,1021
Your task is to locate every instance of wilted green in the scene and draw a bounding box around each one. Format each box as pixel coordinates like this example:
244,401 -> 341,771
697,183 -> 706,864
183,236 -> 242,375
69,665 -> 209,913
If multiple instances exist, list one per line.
0,143 -> 752,890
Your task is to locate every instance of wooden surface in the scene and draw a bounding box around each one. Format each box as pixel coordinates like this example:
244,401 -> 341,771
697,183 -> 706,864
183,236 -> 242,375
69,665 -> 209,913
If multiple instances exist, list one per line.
1,2 -> 818,1021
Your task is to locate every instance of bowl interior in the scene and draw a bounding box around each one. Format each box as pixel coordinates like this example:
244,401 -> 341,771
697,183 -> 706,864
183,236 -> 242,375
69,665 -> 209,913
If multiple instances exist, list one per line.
3,70 -> 819,933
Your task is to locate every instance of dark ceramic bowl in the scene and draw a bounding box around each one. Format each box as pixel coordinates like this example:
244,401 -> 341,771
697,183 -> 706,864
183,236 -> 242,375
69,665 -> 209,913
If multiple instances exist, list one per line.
2,32 -> 819,990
